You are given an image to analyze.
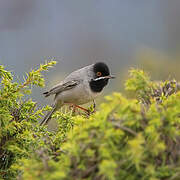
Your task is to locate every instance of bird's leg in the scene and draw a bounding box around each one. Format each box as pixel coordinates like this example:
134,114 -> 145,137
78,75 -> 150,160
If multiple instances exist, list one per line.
73,104 -> 90,113
66,103 -> 90,114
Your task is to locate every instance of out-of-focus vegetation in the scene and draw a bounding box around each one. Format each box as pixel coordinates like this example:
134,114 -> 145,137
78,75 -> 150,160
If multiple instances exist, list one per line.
136,49 -> 180,80
0,61 -> 180,180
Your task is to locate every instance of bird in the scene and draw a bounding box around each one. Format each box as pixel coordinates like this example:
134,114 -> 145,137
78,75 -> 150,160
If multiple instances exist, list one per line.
40,62 -> 115,125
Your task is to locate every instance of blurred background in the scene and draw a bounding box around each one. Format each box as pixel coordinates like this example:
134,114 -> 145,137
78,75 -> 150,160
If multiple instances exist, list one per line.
0,0 -> 180,106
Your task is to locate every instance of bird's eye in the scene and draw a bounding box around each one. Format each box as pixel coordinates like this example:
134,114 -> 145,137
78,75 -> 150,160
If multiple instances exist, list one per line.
96,72 -> 102,76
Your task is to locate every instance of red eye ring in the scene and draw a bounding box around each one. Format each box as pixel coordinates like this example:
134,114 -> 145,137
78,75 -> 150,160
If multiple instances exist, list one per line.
96,72 -> 102,76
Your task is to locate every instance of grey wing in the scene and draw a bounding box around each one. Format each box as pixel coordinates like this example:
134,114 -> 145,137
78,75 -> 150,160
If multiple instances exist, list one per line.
43,80 -> 80,97
43,64 -> 93,97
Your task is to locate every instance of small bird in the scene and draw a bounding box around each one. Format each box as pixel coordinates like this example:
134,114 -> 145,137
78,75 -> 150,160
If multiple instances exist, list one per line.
40,62 -> 115,125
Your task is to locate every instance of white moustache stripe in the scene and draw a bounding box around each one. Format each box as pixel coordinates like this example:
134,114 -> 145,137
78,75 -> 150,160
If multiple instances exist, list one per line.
93,77 -> 107,81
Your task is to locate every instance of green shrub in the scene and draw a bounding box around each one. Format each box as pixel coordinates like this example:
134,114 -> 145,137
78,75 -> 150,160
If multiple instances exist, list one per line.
0,61 -> 59,179
0,63 -> 180,180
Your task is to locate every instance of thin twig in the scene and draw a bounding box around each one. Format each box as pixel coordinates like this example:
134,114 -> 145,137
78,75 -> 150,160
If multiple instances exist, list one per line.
111,122 -> 137,136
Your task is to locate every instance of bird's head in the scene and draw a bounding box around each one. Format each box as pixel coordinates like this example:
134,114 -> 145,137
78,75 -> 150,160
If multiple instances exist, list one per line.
89,62 -> 115,93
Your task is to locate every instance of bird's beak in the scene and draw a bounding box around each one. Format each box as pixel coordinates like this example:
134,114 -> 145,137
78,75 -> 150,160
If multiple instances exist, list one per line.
93,75 -> 115,81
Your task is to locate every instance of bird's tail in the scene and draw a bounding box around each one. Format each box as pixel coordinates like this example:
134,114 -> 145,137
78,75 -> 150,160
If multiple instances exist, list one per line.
40,104 -> 57,126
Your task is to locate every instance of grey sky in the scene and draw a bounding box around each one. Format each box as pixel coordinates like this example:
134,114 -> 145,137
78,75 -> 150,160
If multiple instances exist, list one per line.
0,0 -> 179,104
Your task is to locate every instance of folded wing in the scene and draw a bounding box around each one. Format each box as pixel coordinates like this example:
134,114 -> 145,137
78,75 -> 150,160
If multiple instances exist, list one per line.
43,80 -> 80,97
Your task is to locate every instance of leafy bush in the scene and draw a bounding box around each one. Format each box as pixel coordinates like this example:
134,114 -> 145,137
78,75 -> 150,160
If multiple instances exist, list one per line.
0,63 -> 180,180
0,61 -> 58,179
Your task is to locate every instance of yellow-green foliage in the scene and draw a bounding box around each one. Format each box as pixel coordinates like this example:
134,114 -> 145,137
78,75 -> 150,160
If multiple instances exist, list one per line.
0,63 -> 180,180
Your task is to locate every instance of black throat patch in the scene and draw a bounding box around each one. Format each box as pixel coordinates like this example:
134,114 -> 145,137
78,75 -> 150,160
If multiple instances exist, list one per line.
89,62 -> 110,93
89,78 -> 109,93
